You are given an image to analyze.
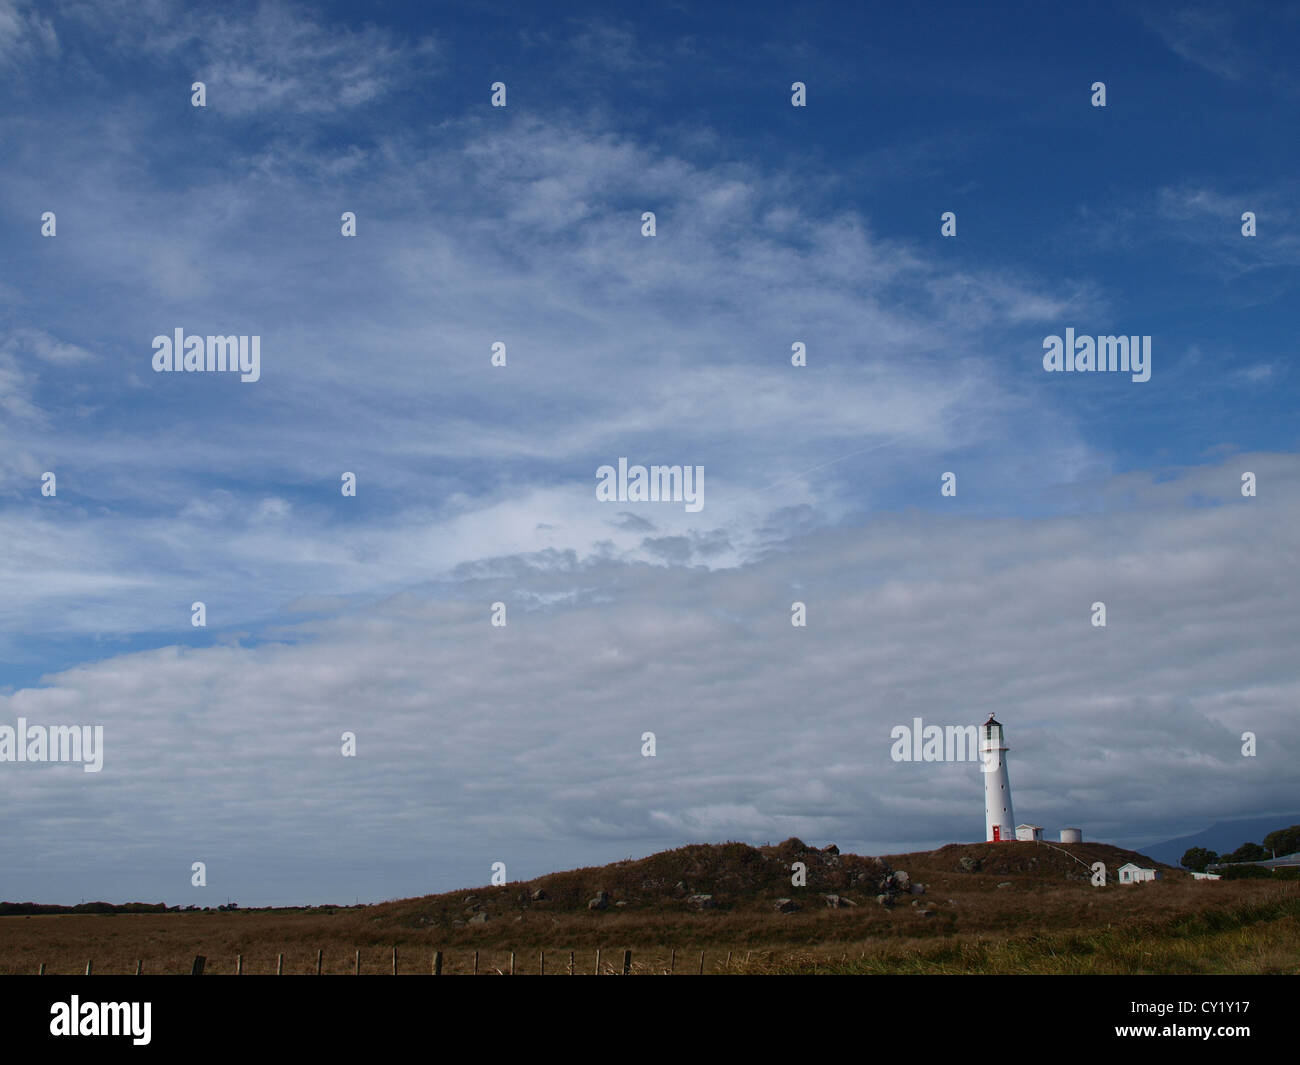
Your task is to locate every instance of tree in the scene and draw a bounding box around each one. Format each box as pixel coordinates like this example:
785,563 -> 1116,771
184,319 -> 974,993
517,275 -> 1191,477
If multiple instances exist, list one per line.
1222,841 -> 1269,864
1180,847 -> 1219,872
1262,825 -> 1300,858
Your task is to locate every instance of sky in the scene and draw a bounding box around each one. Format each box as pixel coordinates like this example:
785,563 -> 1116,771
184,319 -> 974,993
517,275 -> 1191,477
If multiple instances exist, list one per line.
1,0 -> 1297,905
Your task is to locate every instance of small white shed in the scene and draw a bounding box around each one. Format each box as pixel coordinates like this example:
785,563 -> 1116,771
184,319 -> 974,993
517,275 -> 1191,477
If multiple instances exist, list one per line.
1015,824 -> 1043,842
1118,862 -> 1161,884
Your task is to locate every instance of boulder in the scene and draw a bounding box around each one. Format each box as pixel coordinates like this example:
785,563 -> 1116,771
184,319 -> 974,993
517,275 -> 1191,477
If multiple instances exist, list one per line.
823,844 -> 840,855
687,894 -> 716,910
875,894 -> 894,907
892,870 -> 911,890
909,883 -> 926,895
587,895 -> 609,911
997,881 -> 1013,890
530,889 -> 548,901
775,898 -> 800,914
958,857 -> 981,873
468,912 -> 489,925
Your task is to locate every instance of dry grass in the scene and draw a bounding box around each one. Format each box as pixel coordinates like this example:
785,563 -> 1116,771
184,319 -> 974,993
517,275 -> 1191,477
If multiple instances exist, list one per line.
4,876 -> 1297,975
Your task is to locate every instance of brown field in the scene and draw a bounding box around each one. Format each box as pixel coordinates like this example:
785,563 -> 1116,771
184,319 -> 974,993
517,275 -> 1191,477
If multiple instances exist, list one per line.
3,839 -> 1297,975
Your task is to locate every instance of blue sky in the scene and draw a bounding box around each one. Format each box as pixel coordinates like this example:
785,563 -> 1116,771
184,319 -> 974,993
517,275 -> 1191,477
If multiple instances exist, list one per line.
1,0 -> 1298,904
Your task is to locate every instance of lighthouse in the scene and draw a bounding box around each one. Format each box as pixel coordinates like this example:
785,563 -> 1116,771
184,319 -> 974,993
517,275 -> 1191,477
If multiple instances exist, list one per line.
981,714 -> 1015,842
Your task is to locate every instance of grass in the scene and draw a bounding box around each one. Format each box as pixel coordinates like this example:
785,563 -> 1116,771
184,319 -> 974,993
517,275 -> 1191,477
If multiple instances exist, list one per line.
4,841 -> 1297,975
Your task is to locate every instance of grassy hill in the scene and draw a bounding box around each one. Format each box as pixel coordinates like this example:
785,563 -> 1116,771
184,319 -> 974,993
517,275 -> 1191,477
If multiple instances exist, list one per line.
5,838 -> 1296,975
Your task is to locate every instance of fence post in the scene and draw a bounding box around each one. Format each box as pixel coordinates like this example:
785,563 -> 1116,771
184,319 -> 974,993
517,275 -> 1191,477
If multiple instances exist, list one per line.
568,951 -> 574,976
509,951 -> 515,976
135,960 -> 142,976
539,951 -> 544,976
432,951 -> 443,976
85,961 -> 92,976
473,950 -> 479,976
316,949 -> 323,976
191,956 -> 206,976
622,950 -> 631,976
670,948 -> 675,973
594,948 -> 601,975
355,949 -> 360,975
236,954 -> 242,975
698,950 -> 704,975
277,953 -> 283,975
392,946 -> 397,975
38,963 -> 45,976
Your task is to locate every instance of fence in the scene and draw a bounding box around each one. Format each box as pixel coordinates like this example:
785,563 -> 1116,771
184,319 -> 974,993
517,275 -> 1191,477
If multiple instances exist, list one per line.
32,947 -> 761,975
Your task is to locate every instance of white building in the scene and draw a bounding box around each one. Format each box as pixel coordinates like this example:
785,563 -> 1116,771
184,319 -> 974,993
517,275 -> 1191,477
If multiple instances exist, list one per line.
1118,863 -> 1161,884
1060,828 -> 1083,844
1016,824 -> 1043,842
1191,871 -> 1221,881
981,715 -> 1015,842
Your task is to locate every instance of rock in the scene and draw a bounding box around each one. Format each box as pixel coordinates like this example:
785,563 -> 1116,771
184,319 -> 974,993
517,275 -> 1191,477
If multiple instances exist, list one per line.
464,905 -> 482,915
468,912 -> 489,924
775,898 -> 800,913
917,909 -> 936,918
958,857 -> 981,873
451,919 -> 466,927
587,896 -> 608,911
823,844 -> 839,855
687,894 -> 716,910
875,894 -> 894,907
823,894 -> 842,908
892,870 -> 911,890
909,883 -> 926,895
674,881 -> 690,894
530,889 -> 548,901
997,881 -> 1013,889
463,895 -> 479,903
615,901 -> 628,907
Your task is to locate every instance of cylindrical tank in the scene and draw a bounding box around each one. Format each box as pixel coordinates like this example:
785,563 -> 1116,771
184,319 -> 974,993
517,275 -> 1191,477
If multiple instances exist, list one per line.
1060,828 -> 1083,844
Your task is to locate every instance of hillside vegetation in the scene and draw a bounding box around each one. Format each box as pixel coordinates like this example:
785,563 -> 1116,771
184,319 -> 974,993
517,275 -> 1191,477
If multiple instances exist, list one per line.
5,838 -> 1295,975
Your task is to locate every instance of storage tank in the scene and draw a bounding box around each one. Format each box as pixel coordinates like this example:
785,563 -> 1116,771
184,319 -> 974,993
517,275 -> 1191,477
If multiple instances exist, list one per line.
1060,828 -> 1083,843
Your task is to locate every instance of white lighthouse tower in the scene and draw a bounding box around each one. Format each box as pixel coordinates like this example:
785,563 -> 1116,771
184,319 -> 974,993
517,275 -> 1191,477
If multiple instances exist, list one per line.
981,714 -> 1015,842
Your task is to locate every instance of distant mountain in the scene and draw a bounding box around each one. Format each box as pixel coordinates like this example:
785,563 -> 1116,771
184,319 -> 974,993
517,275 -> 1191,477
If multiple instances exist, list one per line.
1141,815 -> 1300,866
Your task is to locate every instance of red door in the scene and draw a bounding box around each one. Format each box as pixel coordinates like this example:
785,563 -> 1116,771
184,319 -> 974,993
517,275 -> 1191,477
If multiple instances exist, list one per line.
992,826 -> 1001,841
